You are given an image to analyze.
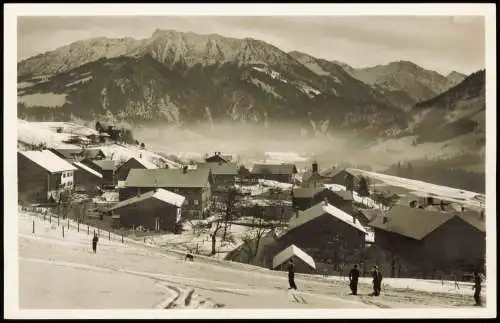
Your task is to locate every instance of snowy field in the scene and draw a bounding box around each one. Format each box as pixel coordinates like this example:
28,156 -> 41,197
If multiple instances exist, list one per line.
17,120 -> 79,149
349,168 -> 485,209
16,211 -> 486,312
99,144 -> 182,169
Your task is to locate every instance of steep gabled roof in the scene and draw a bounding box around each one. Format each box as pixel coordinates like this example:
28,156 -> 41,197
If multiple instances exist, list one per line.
19,150 -> 77,173
73,161 -> 103,179
455,211 -> 486,233
205,153 -> 232,163
125,168 -> 211,188
289,202 -> 367,233
273,244 -> 316,270
251,163 -> 298,175
368,206 -> 454,240
92,159 -> 116,171
108,188 -> 186,212
118,156 -> 158,170
320,168 -> 358,179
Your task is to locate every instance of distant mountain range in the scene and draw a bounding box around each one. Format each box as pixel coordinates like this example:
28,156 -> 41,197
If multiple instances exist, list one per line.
17,29 -> 482,145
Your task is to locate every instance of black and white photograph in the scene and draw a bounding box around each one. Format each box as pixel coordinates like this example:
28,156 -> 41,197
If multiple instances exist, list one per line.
3,3 -> 496,319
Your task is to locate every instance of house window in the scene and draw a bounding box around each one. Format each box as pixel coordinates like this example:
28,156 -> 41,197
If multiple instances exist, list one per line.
193,200 -> 199,206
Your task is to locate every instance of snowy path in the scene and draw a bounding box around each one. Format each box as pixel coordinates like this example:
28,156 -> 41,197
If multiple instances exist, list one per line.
18,214 -> 481,309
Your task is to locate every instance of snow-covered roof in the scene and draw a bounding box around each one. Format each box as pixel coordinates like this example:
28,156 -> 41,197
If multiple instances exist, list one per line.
289,202 -> 367,233
153,188 -> 186,207
272,244 -> 316,270
130,156 -> 158,169
109,188 -> 186,211
73,161 -> 103,178
19,150 -> 77,173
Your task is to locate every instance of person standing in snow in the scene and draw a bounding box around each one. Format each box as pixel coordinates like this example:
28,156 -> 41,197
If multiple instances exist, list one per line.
372,266 -> 383,296
288,259 -> 297,290
472,271 -> 483,306
92,232 -> 99,254
349,264 -> 360,295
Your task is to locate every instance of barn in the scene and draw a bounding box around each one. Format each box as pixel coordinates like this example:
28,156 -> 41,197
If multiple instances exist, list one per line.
292,188 -> 354,213
73,161 -> 103,195
197,162 -> 239,191
250,163 -> 298,183
276,201 -> 367,272
121,167 -> 213,220
18,150 -> 77,204
369,206 -> 486,276
115,156 -> 158,182
108,188 -> 185,232
81,158 -> 116,187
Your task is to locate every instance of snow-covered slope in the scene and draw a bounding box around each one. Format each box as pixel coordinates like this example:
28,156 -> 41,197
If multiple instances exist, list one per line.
349,168 -> 485,209
17,210 -> 486,313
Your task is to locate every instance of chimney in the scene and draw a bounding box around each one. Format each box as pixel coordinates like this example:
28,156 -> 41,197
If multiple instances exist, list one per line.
382,216 -> 388,224
461,206 -> 465,212
295,208 -> 300,218
139,153 -> 142,159
323,198 -> 328,206
182,166 -> 188,174
312,161 -> 318,173
480,211 -> 485,222
352,216 -> 356,224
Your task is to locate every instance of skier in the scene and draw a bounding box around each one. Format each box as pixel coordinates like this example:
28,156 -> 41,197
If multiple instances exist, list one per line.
92,232 -> 99,254
372,265 -> 383,296
349,264 -> 360,295
472,271 -> 483,306
288,259 -> 297,290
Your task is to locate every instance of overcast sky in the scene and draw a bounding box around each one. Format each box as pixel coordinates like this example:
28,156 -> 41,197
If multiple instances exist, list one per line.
17,16 -> 485,75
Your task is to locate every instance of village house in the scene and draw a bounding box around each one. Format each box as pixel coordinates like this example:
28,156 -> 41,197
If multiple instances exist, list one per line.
108,188 -> 185,233
81,158 -> 116,187
369,206 -> 486,277
18,150 -> 77,204
321,168 -> 360,188
268,201 -> 367,273
301,162 -> 323,188
205,152 -> 233,163
272,244 -> 317,274
196,162 -> 239,191
121,167 -> 213,220
250,163 -> 298,183
49,148 -> 106,163
72,161 -> 103,195
115,156 -> 158,182
291,187 -> 354,213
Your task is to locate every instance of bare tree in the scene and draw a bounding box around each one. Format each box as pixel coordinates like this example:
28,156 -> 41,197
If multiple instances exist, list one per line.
241,208 -> 275,263
207,194 -> 232,256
